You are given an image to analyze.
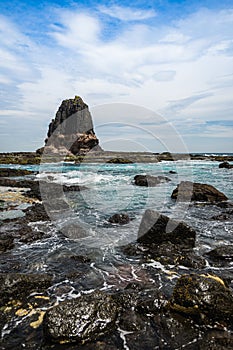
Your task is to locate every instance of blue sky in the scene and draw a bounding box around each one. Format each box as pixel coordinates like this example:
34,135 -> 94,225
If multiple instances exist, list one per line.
0,0 -> 233,153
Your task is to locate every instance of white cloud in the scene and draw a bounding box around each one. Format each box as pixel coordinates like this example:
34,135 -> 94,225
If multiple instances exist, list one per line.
98,5 -> 156,21
0,6 -> 233,151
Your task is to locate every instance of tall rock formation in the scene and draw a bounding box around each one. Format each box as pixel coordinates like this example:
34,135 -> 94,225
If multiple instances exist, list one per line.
40,96 -> 101,155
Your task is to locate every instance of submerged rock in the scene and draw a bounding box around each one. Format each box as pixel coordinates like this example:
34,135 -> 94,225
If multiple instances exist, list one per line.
168,273 -> 233,324
171,181 -> 228,202
134,174 -> 171,187
137,209 -> 196,248
108,213 -> 130,225
43,290 -> 118,344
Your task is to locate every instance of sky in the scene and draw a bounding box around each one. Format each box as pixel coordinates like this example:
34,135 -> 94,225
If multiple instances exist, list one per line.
0,0 -> 233,153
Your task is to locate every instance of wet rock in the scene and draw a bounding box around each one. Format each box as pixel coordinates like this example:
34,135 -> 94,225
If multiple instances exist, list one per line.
171,181 -> 228,202
0,168 -> 35,177
206,245 -> 233,266
137,209 -> 196,248
211,210 -> 233,221
216,201 -> 233,208
0,234 -> 14,252
43,290 -> 119,344
168,273 -> 233,324
134,174 -> 171,187
169,170 -> 177,174
22,203 -> 50,222
219,161 -> 233,169
145,242 -> 205,269
109,213 -> 130,225
199,330 -> 233,350
19,225 -> 44,243
0,273 -> 52,306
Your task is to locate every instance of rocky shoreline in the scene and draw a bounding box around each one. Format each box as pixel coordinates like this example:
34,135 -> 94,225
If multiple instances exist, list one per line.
0,151 -> 233,165
0,165 -> 233,349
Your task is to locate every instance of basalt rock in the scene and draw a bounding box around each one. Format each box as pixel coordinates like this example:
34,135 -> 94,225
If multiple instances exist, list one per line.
42,96 -> 101,155
43,290 -> 118,344
134,175 -> 171,187
171,181 -> 228,202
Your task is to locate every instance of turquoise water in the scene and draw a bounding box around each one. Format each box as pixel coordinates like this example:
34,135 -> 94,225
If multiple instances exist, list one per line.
1,160 -> 232,249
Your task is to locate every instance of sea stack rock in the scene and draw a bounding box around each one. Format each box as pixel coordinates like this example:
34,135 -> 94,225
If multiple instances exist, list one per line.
41,96 -> 101,155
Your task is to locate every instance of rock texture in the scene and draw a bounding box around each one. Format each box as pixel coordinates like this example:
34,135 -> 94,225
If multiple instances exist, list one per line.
169,273 -> 233,324
43,96 -> 101,155
43,291 -> 118,344
171,181 -> 228,202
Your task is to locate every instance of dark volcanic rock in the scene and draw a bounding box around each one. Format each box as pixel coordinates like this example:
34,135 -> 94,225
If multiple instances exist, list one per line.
43,96 -> 101,155
0,273 -> 52,306
0,234 -> 14,252
219,161 -> 233,169
134,174 -> 171,187
137,209 -> 196,248
109,213 -> 130,225
169,273 -> 233,324
171,181 -> 228,202
43,290 -> 118,344
0,168 -> 34,177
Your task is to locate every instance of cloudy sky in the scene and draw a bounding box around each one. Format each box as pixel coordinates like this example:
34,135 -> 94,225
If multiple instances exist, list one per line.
0,0 -> 233,153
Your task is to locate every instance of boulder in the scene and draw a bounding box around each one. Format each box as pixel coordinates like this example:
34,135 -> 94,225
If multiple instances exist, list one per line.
137,209 -> 196,248
169,273 -> 233,324
43,291 -> 118,344
219,161 -> 233,169
134,175 -> 171,187
109,213 -> 130,225
171,181 -> 228,202
43,96 -> 101,155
